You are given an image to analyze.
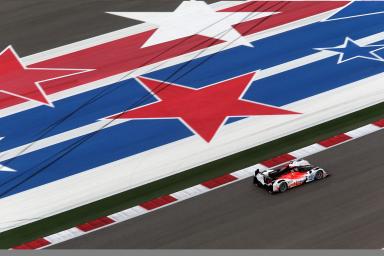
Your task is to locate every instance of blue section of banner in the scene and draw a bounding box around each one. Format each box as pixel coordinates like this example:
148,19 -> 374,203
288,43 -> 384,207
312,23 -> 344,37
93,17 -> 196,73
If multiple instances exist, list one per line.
0,119 -> 191,197
325,1 -> 384,20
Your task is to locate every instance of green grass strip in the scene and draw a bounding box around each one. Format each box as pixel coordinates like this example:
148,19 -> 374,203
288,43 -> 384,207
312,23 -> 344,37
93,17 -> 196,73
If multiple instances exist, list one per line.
1,102 -> 383,248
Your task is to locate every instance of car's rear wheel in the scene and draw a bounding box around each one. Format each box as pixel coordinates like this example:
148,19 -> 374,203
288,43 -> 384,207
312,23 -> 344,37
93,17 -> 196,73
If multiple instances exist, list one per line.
315,170 -> 324,180
279,182 -> 288,193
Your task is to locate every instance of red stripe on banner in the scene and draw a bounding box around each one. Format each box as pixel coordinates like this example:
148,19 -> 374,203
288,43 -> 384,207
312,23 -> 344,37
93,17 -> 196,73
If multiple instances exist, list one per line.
0,32 -> 222,109
0,1 -> 347,110
373,119 -> 384,128
261,153 -> 296,168
318,133 -> 352,147
13,238 -> 51,250
77,216 -> 115,232
140,195 -> 177,210
220,1 -> 349,36
201,174 -> 238,189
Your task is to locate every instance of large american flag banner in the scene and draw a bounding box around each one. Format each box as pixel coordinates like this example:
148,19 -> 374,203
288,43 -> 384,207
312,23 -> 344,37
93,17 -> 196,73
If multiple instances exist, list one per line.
0,0 -> 383,231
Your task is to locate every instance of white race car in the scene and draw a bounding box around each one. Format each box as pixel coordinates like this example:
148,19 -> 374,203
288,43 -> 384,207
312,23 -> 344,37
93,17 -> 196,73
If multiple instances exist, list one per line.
253,159 -> 329,193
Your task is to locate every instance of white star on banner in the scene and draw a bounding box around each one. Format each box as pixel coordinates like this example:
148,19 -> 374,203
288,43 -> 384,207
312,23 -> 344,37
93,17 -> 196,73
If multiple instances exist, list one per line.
315,37 -> 384,64
108,0 -> 278,48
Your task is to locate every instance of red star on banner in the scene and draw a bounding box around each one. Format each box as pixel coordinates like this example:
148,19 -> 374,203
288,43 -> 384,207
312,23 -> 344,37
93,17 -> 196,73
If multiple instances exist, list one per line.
0,46 -> 91,107
108,72 -> 300,142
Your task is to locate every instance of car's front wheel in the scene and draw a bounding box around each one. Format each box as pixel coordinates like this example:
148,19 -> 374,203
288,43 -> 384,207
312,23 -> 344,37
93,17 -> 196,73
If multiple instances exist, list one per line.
279,182 -> 288,193
315,170 -> 324,180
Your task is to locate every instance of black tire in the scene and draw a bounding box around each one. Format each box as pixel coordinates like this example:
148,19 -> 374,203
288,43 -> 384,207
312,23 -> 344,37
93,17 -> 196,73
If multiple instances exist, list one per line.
315,170 -> 324,180
279,182 -> 288,193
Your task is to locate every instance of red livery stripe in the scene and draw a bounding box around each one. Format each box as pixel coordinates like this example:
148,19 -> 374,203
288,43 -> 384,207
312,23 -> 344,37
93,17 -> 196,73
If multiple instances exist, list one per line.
261,153 -> 296,168
140,195 -> 177,210
318,133 -> 352,147
77,216 -> 115,232
12,238 -> 50,250
201,174 -> 238,189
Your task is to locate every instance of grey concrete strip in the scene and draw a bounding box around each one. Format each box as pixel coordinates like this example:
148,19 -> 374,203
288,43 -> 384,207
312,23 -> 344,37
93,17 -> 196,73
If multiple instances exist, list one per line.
0,0 -> 215,56
52,129 -> 384,249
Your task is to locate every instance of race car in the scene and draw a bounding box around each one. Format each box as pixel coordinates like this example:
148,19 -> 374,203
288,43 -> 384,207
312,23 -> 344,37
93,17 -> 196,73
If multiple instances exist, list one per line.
253,159 -> 328,193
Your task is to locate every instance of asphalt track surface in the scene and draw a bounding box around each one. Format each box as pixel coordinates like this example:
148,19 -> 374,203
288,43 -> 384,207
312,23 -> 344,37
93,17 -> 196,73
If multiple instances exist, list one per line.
53,129 -> 384,249
0,0 -> 216,56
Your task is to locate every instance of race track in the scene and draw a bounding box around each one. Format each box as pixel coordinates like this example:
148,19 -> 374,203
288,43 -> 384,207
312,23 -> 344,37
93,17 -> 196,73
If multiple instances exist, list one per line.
52,129 -> 384,249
